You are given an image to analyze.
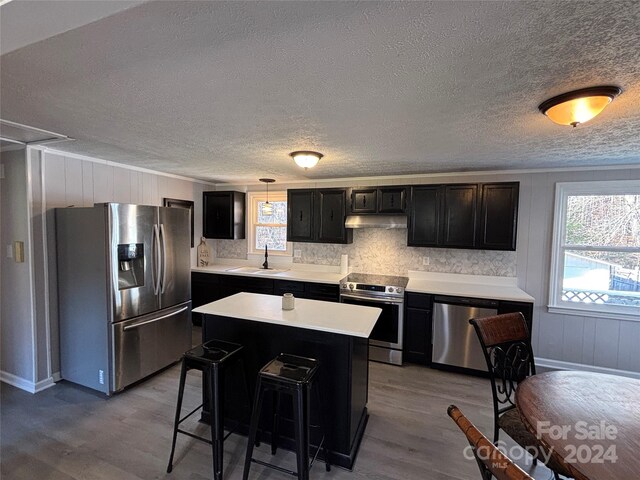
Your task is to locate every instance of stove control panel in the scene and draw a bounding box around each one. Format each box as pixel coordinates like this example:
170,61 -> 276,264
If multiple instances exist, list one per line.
340,282 -> 404,296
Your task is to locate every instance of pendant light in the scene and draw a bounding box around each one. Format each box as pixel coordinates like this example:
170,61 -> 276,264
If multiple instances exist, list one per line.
290,150 -> 323,169
538,86 -> 621,127
259,178 -> 275,216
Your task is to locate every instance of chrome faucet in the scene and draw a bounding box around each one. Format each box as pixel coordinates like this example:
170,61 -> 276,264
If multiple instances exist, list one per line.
262,244 -> 269,269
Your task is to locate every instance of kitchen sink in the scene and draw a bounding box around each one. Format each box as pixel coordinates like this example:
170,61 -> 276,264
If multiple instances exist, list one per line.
224,266 -> 289,275
253,268 -> 289,275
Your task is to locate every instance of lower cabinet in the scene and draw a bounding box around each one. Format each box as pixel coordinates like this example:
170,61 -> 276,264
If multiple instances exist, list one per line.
403,293 -> 433,365
192,273 -> 340,324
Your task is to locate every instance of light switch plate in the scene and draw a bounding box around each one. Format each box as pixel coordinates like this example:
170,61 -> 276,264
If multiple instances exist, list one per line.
293,249 -> 301,258
6,245 -> 12,259
14,241 -> 24,262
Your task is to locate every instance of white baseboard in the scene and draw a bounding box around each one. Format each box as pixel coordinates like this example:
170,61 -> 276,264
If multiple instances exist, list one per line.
536,357 -> 640,380
1,370 -> 57,393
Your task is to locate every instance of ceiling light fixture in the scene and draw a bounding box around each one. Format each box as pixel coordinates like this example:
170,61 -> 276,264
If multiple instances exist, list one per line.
538,86 -> 622,127
290,150 -> 323,169
259,178 -> 275,216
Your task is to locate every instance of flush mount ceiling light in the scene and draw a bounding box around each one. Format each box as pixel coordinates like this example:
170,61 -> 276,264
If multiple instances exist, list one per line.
290,150 -> 323,169
259,178 -> 275,216
538,86 -> 622,127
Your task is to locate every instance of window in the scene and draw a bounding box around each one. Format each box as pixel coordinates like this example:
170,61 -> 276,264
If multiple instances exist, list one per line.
549,180 -> 640,320
247,191 -> 291,256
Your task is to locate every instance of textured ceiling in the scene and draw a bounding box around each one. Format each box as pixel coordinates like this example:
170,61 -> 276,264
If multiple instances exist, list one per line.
1,0 -> 639,183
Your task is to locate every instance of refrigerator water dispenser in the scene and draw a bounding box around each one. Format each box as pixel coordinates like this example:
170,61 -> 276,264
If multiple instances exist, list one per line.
117,243 -> 144,289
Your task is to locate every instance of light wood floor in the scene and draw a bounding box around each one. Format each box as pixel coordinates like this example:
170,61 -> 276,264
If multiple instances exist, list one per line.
1,330 -> 556,480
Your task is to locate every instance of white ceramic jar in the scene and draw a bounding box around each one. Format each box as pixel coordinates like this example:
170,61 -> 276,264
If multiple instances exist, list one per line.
282,293 -> 295,310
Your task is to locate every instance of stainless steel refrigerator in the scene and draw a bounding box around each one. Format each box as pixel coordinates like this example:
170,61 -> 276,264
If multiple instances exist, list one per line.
56,203 -> 192,395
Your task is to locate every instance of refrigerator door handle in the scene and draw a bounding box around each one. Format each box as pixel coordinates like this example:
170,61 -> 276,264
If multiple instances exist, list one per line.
160,223 -> 167,294
123,305 -> 189,331
152,224 -> 161,295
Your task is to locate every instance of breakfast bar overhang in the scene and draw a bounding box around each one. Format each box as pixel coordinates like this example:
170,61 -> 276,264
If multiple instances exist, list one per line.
193,292 -> 382,470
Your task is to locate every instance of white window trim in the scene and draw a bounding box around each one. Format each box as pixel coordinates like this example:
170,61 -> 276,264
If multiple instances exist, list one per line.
548,180 -> 640,321
247,191 -> 292,257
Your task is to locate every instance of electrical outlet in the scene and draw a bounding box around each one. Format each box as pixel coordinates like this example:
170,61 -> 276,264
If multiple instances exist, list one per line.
293,249 -> 301,258
422,256 -> 430,266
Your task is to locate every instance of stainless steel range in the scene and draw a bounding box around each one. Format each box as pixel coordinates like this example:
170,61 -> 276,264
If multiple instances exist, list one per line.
340,273 -> 408,365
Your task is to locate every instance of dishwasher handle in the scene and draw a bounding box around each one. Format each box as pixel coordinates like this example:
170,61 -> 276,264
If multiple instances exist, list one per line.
433,295 -> 499,309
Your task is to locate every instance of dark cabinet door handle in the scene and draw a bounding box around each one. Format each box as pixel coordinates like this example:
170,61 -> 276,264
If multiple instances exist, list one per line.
391,196 -> 395,207
330,209 -> 334,221
363,196 -> 367,207
300,211 -> 303,222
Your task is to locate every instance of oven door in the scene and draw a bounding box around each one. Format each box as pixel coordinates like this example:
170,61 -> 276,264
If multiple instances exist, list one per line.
340,294 -> 403,349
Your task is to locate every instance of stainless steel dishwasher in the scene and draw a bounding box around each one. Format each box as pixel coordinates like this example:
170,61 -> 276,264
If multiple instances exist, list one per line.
431,295 -> 498,372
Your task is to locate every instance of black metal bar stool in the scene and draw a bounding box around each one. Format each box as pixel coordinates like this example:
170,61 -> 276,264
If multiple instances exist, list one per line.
167,339 -> 250,480
242,353 -> 330,480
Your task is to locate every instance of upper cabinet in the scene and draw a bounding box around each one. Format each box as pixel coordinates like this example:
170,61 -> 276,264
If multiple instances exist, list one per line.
408,182 -> 519,251
477,183 -> 519,250
350,186 -> 407,214
287,189 -> 315,242
378,187 -> 407,214
287,188 -> 353,244
408,186 -> 440,246
441,184 -> 478,248
203,191 -> 246,239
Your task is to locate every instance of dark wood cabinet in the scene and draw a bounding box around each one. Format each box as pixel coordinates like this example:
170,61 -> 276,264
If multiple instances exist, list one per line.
442,184 -> 478,248
477,182 -> 519,251
408,182 -> 518,251
408,186 -> 440,246
351,188 -> 377,213
203,191 -> 245,239
287,189 -> 315,242
378,187 -> 407,214
317,189 -> 351,243
191,272 -> 222,325
287,188 -> 352,244
404,293 -> 433,365
350,186 -> 407,214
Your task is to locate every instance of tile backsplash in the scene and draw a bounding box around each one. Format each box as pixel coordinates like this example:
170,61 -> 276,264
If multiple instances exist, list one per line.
217,229 -> 516,277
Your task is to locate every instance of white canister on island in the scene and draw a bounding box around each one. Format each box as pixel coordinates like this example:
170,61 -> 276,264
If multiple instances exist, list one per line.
282,293 -> 295,310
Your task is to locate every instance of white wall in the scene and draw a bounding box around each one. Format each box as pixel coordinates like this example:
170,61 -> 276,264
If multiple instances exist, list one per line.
0,149 -> 36,388
0,146 -> 213,393
216,167 -> 640,376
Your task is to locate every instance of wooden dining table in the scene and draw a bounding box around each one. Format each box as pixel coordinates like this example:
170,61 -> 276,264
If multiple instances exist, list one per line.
516,371 -> 640,480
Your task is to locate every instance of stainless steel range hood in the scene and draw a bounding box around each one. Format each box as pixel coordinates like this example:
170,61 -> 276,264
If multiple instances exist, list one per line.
345,215 -> 407,229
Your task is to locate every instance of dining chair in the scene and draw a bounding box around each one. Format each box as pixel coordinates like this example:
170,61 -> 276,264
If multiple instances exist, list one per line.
469,312 -> 572,479
447,405 -> 534,480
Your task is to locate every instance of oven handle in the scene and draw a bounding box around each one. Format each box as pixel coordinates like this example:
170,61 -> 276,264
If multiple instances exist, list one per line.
340,293 -> 404,305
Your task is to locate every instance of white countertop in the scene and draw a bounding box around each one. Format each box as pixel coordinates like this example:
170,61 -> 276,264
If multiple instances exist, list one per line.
193,292 -> 381,338
192,264 -> 346,284
406,271 -> 534,303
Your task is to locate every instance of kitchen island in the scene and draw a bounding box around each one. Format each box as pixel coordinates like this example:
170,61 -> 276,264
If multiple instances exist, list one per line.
193,292 -> 381,470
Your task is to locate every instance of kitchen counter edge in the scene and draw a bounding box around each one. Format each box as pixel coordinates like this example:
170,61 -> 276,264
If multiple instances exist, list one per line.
406,279 -> 535,303
192,265 -> 346,284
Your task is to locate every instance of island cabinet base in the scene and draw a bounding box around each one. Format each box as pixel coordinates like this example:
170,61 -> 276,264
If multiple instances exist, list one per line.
201,314 -> 370,470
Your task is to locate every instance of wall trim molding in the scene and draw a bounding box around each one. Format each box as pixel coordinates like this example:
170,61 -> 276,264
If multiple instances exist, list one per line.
33,146 -> 216,187
0,370 -> 56,393
536,357 -> 640,380
215,164 -> 640,188
25,148 -> 38,386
